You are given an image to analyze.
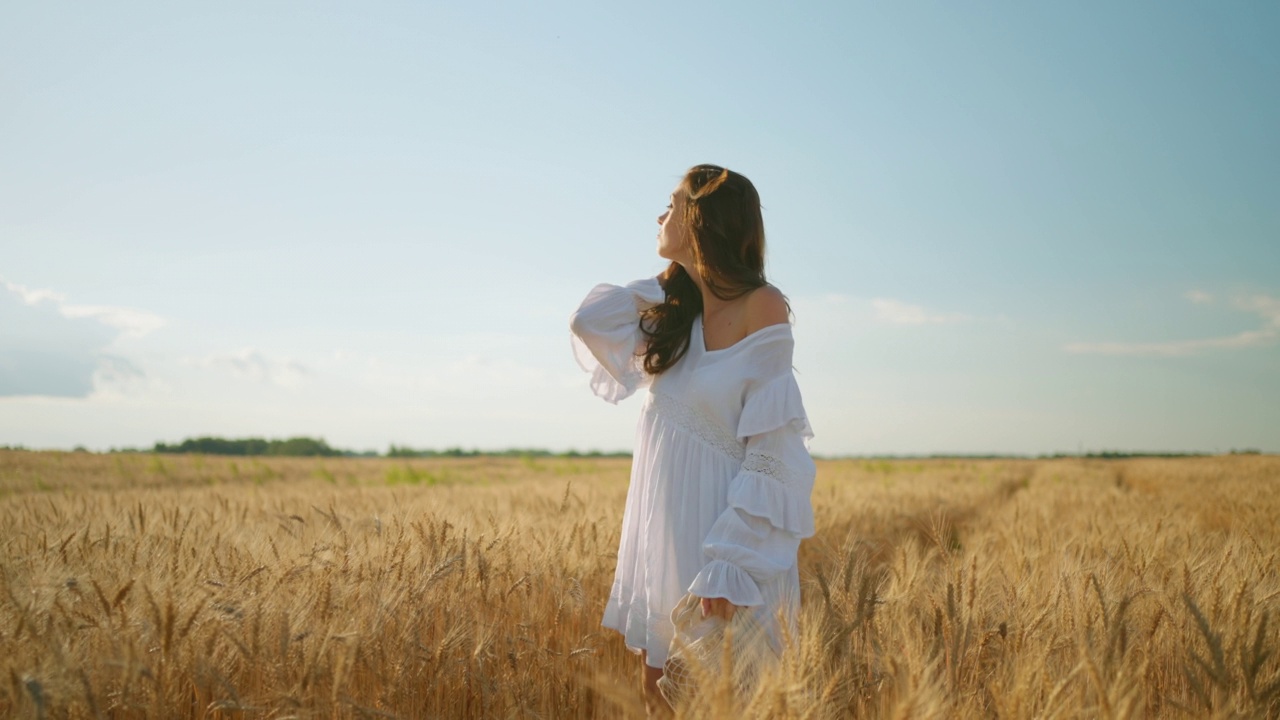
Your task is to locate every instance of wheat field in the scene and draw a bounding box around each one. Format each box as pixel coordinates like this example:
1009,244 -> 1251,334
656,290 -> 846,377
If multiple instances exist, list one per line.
1,450 -> 1277,718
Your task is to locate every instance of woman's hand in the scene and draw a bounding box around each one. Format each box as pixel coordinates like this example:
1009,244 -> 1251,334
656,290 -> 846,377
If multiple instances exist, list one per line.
699,596 -> 740,621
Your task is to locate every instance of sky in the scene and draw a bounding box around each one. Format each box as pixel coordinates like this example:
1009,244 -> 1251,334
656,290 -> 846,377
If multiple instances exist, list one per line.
2,2 -> 1278,456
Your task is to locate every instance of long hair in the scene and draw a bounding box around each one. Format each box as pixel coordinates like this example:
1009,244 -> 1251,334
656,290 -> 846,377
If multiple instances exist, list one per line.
641,164 -> 767,375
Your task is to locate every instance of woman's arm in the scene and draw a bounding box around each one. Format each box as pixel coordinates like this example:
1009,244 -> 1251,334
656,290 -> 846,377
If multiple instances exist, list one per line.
688,422 -> 816,608
569,277 -> 665,403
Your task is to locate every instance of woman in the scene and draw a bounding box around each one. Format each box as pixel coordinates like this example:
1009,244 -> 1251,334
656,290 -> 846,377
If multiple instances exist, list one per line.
569,164 -> 816,710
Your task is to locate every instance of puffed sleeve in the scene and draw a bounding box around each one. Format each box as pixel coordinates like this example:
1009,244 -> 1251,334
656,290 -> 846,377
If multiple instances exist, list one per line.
687,370 -> 816,607
569,277 -> 665,403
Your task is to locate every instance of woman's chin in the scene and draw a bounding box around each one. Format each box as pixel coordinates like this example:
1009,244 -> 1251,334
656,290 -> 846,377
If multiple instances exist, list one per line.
657,246 -> 688,264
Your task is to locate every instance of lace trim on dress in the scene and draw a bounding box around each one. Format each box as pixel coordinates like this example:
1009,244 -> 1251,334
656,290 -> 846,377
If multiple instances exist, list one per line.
650,392 -> 746,462
741,451 -> 802,486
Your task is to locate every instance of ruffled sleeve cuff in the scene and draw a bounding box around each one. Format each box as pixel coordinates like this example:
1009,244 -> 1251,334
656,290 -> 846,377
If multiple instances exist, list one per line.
573,356 -> 643,404
570,331 -> 645,404
737,373 -> 813,443
568,278 -> 665,404
729,465 -> 816,537
687,559 -> 765,607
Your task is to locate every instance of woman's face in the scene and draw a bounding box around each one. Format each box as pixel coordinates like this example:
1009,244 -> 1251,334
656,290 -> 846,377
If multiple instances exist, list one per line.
656,189 -> 691,264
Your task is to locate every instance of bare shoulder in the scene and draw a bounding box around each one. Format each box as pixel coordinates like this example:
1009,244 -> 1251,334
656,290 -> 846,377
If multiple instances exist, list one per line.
744,285 -> 791,334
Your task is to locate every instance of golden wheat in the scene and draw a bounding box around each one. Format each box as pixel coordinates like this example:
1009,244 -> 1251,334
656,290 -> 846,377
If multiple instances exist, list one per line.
1,451 -> 1277,718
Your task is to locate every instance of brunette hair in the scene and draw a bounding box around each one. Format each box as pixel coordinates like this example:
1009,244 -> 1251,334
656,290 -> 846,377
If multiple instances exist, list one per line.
640,164 -> 767,375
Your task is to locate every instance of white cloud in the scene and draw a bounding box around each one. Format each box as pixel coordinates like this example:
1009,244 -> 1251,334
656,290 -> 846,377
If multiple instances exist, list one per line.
0,278 -> 161,398
1185,289 -> 1213,304
1065,292 -> 1280,356
1237,293 -> 1280,325
321,340 -> 566,400
92,355 -> 147,394
871,298 -> 971,325
5,282 -> 66,306
3,279 -> 164,338
60,304 -> 166,338
188,348 -> 310,387
790,293 -> 974,328
1063,331 -> 1275,357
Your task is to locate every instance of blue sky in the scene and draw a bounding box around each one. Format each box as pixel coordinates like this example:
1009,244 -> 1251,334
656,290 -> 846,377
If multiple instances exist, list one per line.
2,2 -> 1277,455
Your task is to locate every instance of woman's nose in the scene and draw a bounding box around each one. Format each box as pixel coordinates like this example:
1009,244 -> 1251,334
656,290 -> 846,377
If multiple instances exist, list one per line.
657,211 -> 667,224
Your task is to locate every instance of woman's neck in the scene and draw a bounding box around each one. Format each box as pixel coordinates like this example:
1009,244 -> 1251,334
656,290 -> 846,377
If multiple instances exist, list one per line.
679,262 -> 731,314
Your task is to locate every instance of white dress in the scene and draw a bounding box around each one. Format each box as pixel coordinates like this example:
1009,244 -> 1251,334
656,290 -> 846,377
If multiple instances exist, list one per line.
569,277 -> 816,669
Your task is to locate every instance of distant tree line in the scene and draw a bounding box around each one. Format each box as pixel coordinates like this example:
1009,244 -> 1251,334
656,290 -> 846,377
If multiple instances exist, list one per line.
135,437 -> 631,458
386,444 -> 630,459
3,440 -> 1262,459
153,436 -> 342,457
1043,450 -> 1214,459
